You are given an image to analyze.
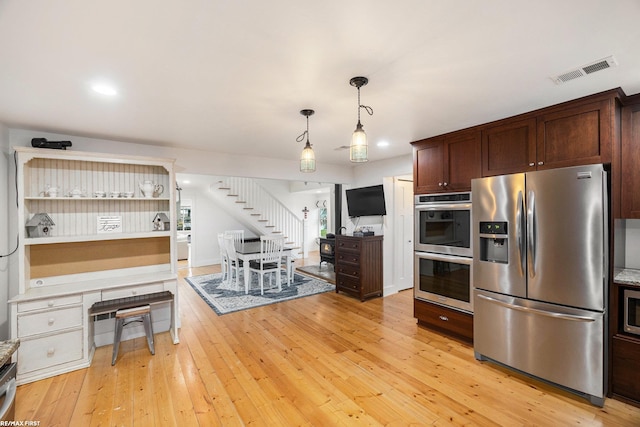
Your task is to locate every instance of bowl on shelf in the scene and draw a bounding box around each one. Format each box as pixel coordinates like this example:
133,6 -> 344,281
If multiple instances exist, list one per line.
123,191 -> 134,198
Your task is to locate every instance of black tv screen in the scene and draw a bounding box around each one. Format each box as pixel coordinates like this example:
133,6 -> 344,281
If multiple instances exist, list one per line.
346,185 -> 387,217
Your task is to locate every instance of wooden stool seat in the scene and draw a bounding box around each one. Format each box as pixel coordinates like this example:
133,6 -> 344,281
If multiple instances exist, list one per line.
111,304 -> 155,365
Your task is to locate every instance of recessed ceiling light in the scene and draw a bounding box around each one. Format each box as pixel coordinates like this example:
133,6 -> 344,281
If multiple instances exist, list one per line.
91,83 -> 118,96
182,180 -> 191,184
377,141 -> 390,147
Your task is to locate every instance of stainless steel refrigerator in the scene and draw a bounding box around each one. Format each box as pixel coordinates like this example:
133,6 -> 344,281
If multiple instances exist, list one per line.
471,164 -> 608,406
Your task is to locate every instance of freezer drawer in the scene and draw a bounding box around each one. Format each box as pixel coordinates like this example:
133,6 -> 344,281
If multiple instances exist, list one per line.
474,290 -> 605,405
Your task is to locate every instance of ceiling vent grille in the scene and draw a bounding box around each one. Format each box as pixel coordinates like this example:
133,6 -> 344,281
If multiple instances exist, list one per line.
551,55 -> 618,84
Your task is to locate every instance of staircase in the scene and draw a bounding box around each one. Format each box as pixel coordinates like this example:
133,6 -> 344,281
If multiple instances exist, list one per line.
211,177 -> 303,255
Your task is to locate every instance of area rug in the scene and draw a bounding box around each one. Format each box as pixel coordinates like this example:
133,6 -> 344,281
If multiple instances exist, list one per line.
185,271 -> 335,315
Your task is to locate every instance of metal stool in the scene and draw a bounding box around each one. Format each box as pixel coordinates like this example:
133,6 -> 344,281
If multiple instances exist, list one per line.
111,304 -> 155,365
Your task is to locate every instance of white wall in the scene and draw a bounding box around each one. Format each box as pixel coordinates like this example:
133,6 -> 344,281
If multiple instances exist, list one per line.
181,188 -> 256,267
344,154 -> 413,296
0,123 -> 10,339
625,220 -> 640,269
8,128 -> 354,184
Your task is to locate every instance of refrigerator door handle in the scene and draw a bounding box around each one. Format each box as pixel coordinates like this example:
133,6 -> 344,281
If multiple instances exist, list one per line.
516,190 -> 525,277
527,190 -> 536,278
476,294 -> 597,322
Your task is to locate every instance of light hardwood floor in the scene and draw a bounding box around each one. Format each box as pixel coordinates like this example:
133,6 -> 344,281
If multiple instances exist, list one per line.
15,255 -> 640,426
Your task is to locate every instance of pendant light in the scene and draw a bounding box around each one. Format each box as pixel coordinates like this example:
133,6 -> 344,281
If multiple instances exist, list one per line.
349,76 -> 373,163
297,109 -> 316,173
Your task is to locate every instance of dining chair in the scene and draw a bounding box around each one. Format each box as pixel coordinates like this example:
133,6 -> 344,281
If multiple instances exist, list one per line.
224,229 -> 244,245
224,235 -> 243,291
283,250 -> 296,285
217,233 -> 229,284
249,236 -> 284,295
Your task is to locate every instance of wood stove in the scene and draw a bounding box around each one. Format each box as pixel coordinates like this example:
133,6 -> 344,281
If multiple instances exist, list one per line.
319,237 -> 335,268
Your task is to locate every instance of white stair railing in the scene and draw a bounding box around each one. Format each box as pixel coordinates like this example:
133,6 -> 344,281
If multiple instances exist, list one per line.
216,177 -> 303,253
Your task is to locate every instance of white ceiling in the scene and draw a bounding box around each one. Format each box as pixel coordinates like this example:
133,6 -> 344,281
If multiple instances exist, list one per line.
1,0 -> 639,168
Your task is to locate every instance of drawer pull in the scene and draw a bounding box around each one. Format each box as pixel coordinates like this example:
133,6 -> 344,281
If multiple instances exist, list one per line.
47,347 -> 55,357
48,301 -> 55,307
48,318 -> 55,326
439,315 -> 449,322
131,290 -> 137,295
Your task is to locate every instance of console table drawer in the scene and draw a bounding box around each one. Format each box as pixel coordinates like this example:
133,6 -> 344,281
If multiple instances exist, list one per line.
102,282 -> 164,300
18,305 -> 83,337
336,275 -> 360,292
336,239 -> 361,252
336,264 -> 360,278
336,252 -> 360,265
18,328 -> 84,373
17,294 -> 83,313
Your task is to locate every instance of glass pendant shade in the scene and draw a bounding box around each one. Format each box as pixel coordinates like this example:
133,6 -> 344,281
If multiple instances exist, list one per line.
350,121 -> 368,162
300,141 -> 316,172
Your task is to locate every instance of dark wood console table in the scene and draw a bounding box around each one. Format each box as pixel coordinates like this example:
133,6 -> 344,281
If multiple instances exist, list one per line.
335,234 -> 383,301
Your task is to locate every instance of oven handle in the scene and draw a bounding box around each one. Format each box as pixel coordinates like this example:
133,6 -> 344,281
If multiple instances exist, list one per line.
414,251 -> 472,265
414,203 -> 472,211
0,377 -> 16,420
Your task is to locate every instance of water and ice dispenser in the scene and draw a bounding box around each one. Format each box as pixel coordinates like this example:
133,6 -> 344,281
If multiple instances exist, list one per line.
478,221 -> 509,264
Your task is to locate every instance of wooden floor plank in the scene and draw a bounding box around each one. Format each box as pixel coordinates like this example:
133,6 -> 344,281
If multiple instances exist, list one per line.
13,256 -> 640,426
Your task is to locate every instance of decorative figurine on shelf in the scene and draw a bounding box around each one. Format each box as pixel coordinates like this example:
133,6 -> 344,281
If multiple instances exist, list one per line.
153,213 -> 170,231
26,213 -> 55,237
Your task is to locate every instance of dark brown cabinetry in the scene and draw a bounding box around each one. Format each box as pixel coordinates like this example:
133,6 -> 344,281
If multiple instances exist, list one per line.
413,130 -> 481,194
335,235 -> 383,301
482,118 -> 536,176
414,298 -> 473,343
612,334 -> 640,404
621,103 -> 640,218
536,99 -> 612,170
481,94 -> 617,177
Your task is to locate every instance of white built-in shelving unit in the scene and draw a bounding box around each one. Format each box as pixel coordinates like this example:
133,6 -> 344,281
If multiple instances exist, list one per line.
9,146 -> 179,385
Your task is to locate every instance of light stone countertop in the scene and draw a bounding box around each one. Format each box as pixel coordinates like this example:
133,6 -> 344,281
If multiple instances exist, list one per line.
0,339 -> 19,366
613,268 -> 640,287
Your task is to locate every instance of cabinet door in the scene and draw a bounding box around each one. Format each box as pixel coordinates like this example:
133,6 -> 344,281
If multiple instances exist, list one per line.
612,335 -> 640,402
444,130 -> 481,191
621,104 -> 640,218
413,138 -> 444,194
536,99 -> 612,170
482,118 -> 536,176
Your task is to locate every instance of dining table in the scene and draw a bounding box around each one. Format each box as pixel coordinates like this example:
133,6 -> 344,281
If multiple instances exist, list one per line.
235,241 -> 294,294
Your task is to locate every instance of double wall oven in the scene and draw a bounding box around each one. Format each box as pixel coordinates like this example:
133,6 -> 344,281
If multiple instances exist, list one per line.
414,192 -> 473,313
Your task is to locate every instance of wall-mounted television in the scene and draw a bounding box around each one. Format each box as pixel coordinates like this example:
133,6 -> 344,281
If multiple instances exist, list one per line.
346,184 -> 387,217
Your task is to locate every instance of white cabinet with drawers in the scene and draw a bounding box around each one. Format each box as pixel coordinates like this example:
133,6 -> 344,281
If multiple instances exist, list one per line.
9,147 -> 179,385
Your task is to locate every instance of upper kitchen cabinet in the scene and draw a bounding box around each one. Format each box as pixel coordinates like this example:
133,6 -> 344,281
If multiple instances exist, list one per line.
479,89 -> 621,177
620,102 -> 640,218
482,118 -> 536,176
536,98 -> 614,170
413,130 -> 481,194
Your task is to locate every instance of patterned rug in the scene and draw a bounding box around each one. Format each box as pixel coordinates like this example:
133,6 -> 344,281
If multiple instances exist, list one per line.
185,270 -> 335,315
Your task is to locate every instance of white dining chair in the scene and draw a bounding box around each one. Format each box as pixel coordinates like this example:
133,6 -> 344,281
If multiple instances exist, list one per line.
249,236 -> 284,295
224,229 -> 244,245
224,235 -> 243,291
283,250 -> 297,285
217,233 -> 229,284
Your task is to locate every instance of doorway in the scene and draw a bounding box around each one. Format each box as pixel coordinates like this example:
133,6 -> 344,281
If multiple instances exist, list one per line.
393,176 -> 414,291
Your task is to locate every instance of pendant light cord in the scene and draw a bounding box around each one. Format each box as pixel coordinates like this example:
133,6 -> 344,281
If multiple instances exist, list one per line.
357,87 -> 373,120
296,115 -> 310,143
